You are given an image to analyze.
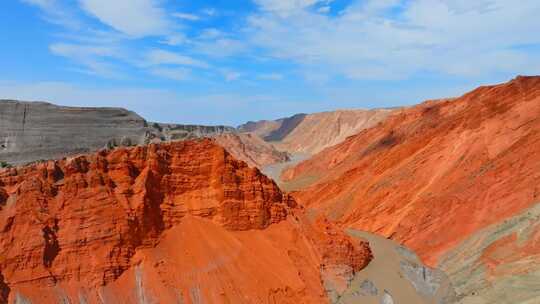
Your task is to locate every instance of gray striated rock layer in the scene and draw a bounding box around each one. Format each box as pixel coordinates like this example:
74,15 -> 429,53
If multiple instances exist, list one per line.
0,100 -> 234,166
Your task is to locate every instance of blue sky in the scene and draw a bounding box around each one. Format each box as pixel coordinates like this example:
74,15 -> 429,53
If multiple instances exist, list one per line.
1,0 -> 539,126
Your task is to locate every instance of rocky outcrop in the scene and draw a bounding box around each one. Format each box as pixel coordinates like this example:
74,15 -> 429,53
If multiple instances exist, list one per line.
0,100 -> 149,166
215,133 -> 290,169
150,122 -> 234,141
0,139 -> 371,303
0,100 -> 235,166
284,76 -> 540,303
0,100 -> 293,174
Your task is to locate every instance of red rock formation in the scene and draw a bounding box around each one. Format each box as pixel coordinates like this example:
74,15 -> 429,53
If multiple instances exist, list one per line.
0,139 -> 370,303
283,76 -> 540,267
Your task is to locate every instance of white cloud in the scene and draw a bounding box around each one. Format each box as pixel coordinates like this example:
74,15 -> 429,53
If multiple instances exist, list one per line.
79,0 -> 171,37
23,0 -> 540,86
144,49 -> 209,68
194,38 -> 248,58
21,0 -> 81,28
191,28 -> 248,58
159,34 -> 188,46
246,0 -> 540,80
50,43 -> 119,58
317,6 -> 330,13
49,43 -> 124,78
199,28 -> 223,40
254,0 -> 327,16
149,67 -> 191,81
58,29 -> 127,45
172,12 -> 200,21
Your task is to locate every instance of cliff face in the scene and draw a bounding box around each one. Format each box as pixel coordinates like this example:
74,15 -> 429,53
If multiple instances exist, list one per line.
0,139 -> 371,303
0,100 -> 236,167
283,76 -> 540,302
0,100 -> 149,166
151,122 -> 235,141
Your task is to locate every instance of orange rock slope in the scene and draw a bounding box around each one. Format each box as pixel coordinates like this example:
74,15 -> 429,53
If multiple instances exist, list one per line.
0,139 -> 371,303
283,76 -> 540,266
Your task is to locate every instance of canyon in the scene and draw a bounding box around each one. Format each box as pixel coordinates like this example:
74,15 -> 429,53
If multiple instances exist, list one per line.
0,139 -> 455,303
0,100 -> 393,182
1,76 -> 539,303
0,100 -> 287,172
283,76 -> 540,303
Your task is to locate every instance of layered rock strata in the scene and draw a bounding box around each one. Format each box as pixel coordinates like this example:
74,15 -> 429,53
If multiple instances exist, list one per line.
283,76 -> 540,303
0,139 -> 371,303
0,100 -> 234,166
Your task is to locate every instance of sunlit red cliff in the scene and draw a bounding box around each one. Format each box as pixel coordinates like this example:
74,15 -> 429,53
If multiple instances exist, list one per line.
283,76 -> 540,302
0,139 -> 371,303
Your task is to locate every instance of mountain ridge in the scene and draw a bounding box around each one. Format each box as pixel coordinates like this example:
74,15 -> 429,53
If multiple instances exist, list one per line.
282,75 -> 540,303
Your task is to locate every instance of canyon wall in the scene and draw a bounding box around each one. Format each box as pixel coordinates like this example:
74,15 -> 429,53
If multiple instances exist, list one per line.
0,139 -> 371,303
0,100 -> 288,172
0,100 -> 234,166
283,76 -> 540,303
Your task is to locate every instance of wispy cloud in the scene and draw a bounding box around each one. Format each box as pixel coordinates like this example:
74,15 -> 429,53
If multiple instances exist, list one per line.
144,49 -> 209,68
149,67 -> 191,81
21,0 -> 81,28
159,34 -> 188,46
49,43 -> 125,78
19,0 -> 540,88
317,6 -> 330,13
172,12 -> 200,21
50,43 -> 120,58
253,0 -> 329,16
247,0 -> 540,80
25,0 -> 211,79
79,0 -> 171,37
